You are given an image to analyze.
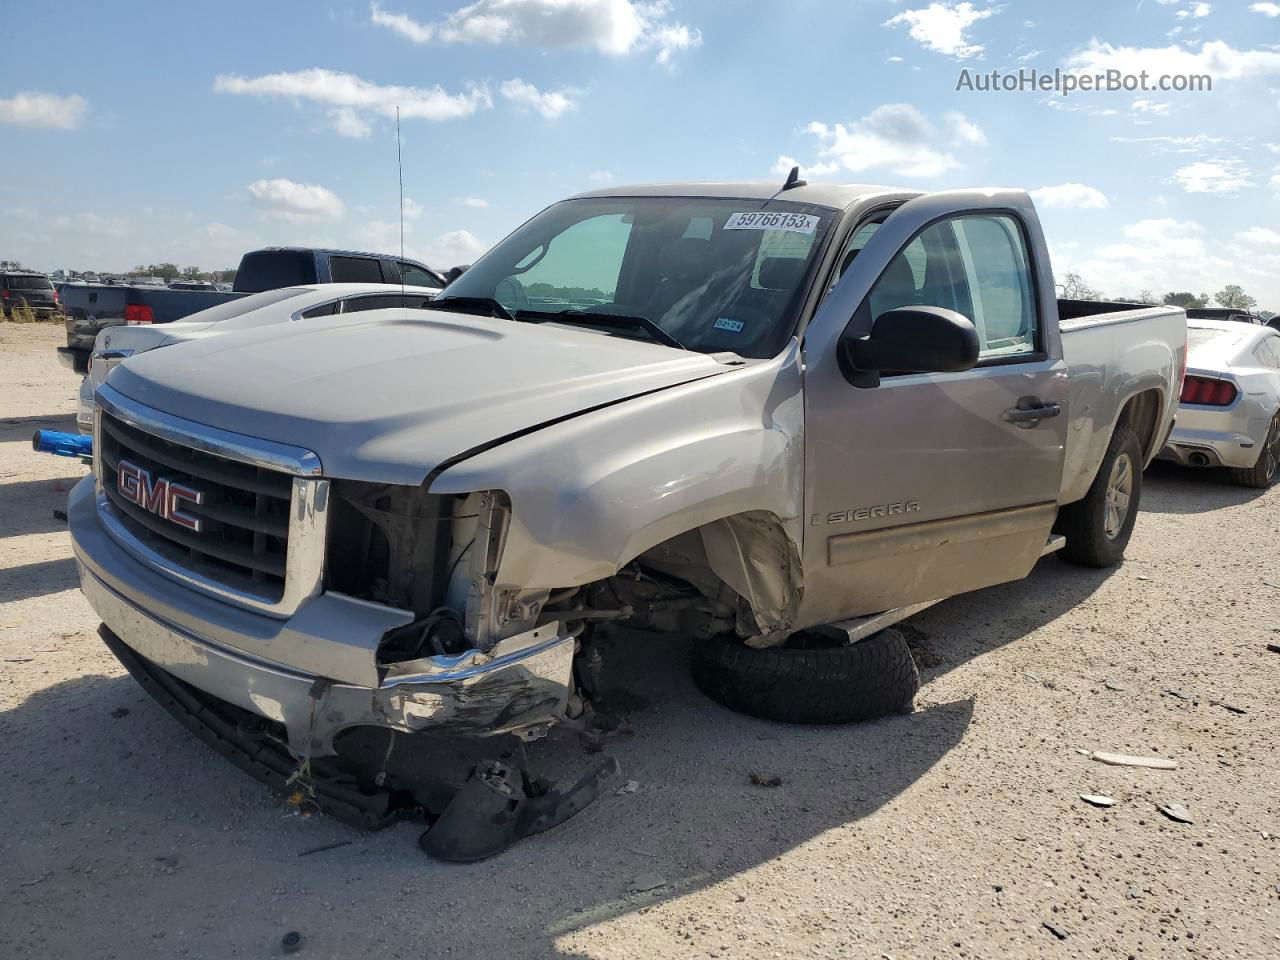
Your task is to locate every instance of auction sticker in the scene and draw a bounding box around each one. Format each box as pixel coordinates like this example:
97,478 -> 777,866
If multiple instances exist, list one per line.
724,211 -> 818,235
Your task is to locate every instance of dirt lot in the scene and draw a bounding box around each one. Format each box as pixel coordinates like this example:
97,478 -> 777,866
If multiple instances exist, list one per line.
1,319 -> 1278,959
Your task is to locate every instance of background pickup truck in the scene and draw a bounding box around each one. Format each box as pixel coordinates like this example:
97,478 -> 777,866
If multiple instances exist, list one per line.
57,247 -> 447,373
69,180 -> 1183,829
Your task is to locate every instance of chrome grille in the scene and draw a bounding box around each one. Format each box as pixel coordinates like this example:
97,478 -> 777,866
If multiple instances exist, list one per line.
93,384 -> 327,616
99,412 -> 293,592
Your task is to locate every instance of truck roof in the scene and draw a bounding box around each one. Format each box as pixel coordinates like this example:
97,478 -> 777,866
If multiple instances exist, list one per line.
568,180 -> 918,210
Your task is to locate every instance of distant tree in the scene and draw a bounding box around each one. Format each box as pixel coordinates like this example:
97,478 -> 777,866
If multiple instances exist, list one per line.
1214,285 -> 1256,310
1060,272 -> 1102,300
1163,291 -> 1208,309
1135,289 -> 1157,305
181,266 -> 203,279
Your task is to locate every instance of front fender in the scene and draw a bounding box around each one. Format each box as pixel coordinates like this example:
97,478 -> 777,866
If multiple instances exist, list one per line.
430,342 -> 805,591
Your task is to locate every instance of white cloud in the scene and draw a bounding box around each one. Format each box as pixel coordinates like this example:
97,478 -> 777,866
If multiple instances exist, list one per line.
329,106 -> 372,138
770,155 -> 840,177
801,104 -> 985,178
1030,183 -> 1110,209
370,1 -> 434,42
51,211 -> 129,238
402,197 -> 423,219
1066,39 -> 1280,81
0,91 -> 88,129
588,170 -> 615,183
370,0 -> 701,64
458,197 -> 489,208
1056,218 -> 1233,300
1175,2 -> 1211,18
1251,2 -> 1280,16
426,229 -> 487,265
247,178 -> 345,222
213,69 -> 492,135
499,78 -> 578,119
1236,226 -> 1280,247
1172,160 -> 1253,194
884,2 -> 996,59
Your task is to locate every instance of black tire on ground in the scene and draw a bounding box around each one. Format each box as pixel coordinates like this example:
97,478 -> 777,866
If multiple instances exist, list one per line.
689,627 -> 920,724
1056,422 -> 1143,568
1228,414 -> 1280,489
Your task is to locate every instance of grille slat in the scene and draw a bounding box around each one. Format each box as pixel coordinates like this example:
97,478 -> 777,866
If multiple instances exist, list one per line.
98,410 -> 293,600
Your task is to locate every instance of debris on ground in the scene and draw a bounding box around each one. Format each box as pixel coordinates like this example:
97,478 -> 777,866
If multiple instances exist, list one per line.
615,779 -> 639,795
281,930 -> 304,953
1209,699 -> 1247,715
1080,794 -> 1115,807
1087,751 -> 1177,770
1266,643 -> 1280,654
1164,689 -> 1191,701
110,707 -> 130,719
630,872 -> 668,893
297,841 -> 353,857
1042,922 -> 1069,940
1158,802 -> 1194,824
748,772 -> 783,787
1103,680 -> 1127,692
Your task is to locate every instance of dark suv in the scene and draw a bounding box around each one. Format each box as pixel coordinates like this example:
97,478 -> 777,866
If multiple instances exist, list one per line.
1,272 -> 61,319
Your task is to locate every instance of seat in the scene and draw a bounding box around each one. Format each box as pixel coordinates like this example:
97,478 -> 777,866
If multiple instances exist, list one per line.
647,238 -> 713,321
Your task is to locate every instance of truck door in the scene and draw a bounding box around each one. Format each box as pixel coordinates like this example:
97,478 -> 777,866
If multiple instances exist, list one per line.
798,190 -> 1069,624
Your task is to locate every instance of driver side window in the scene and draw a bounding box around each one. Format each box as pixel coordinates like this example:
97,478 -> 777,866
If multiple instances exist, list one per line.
503,214 -> 632,311
866,214 -> 1038,362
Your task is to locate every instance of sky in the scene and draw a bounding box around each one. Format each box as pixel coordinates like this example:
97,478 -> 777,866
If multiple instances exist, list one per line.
1,0 -> 1278,308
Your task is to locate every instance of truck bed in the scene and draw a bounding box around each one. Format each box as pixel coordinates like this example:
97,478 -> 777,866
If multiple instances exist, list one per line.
1058,300 -> 1186,505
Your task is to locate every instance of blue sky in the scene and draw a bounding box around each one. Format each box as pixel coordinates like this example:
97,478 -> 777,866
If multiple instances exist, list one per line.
2,0 -> 1278,307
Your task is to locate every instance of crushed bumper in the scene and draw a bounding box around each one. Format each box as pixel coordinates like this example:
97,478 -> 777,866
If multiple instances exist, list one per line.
69,476 -> 576,755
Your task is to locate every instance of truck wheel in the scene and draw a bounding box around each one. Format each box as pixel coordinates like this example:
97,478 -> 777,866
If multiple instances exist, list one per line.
1056,422 -> 1143,568
689,628 -> 919,724
1229,414 -> 1280,489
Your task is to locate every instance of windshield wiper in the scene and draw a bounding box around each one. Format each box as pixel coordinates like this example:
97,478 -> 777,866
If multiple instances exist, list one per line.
424,296 -> 514,321
534,309 -> 688,351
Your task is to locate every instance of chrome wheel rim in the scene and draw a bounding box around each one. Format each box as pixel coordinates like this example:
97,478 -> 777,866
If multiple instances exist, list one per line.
1103,453 -> 1134,540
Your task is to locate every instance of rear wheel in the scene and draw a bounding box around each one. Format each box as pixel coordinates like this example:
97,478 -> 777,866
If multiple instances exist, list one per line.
1229,414 -> 1280,489
690,627 -> 919,724
1056,422 -> 1143,568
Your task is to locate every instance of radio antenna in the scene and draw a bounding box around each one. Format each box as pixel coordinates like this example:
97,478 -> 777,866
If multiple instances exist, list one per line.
396,105 -> 405,297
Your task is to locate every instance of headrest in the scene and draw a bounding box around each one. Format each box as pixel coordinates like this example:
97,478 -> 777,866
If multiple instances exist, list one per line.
757,257 -> 807,291
658,237 -> 713,280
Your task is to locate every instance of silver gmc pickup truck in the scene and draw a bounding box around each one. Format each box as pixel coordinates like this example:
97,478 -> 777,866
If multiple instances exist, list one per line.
69,179 -> 1185,838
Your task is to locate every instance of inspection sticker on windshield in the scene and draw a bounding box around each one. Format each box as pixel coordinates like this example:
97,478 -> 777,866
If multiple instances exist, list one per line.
724,211 -> 819,235
714,317 -> 744,333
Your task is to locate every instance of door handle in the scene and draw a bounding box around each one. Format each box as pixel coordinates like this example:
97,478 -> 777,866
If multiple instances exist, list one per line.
1004,401 -> 1061,425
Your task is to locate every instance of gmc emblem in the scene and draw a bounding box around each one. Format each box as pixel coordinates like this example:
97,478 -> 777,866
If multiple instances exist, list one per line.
116,459 -> 205,532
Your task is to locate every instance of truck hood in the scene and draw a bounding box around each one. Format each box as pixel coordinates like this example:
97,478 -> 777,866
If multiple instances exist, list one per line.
105,309 -> 730,484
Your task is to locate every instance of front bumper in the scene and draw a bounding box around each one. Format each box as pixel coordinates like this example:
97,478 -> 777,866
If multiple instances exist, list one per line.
69,476 -> 575,755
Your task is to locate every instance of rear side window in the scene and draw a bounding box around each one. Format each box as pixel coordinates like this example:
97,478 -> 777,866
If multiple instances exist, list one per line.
1253,337 -> 1280,368
5,275 -> 53,290
330,256 -> 385,284
343,294 -> 433,313
235,252 -> 316,293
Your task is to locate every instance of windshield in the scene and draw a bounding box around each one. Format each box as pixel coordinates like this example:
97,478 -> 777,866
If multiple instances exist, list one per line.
437,196 -> 837,357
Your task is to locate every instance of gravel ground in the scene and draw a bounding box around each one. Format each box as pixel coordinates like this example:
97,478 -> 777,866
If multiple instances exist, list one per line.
1,320 -> 1278,959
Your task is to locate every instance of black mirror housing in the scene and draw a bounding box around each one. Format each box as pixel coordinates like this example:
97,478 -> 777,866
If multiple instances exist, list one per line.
838,306 -> 979,387
445,264 -> 471,284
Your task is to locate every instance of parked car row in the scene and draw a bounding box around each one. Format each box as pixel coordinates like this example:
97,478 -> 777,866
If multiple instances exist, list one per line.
55,246 -> 447,373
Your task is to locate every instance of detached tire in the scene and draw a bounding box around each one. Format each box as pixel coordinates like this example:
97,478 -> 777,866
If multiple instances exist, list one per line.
690,628 -> 919,724
1229,414 -> 1280,489
1057,422 -> 1143,568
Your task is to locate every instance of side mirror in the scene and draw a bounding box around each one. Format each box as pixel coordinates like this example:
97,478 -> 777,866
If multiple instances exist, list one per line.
837,306 -> 979,388
445,264 -> 471,284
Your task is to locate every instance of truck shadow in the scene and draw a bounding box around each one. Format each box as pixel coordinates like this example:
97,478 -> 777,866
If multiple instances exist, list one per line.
1139,461 -> 1271,515
1,641 -> 972,959
0,557 -> 80,603
0,477 -> 83,539
0,412 -> 78,435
